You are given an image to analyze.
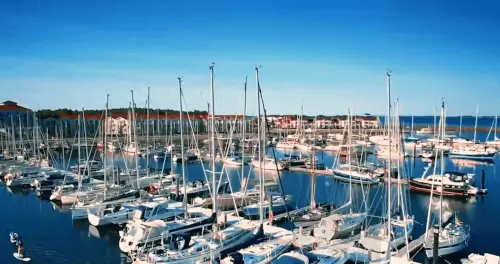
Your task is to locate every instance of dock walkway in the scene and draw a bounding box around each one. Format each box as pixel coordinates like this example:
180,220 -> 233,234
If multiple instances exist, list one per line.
395,231 -> 427,257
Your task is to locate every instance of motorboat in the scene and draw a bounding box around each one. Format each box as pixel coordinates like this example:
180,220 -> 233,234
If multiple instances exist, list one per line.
88,197 -> 183,226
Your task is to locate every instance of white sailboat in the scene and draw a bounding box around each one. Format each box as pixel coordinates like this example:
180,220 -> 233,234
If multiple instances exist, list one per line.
132,65 -> 262,264
350,72 -> 415,264
486,113 -> 500,146
219,67 -> 294,264
423,101 -> 470,258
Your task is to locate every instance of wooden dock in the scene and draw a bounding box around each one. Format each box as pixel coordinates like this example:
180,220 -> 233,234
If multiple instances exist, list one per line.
395,229 -> 429,257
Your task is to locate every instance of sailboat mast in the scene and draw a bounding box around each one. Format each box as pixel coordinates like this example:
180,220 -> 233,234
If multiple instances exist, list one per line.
256,66 -> 264,224
495,113 -> 498,139
77,114 -> 81,185
178,77 -> 188,213
146,87 -> 150,178
310,114 -> 316,209
474,104 -> 479,143
347,108 -> 353,214
242,76 -> 247,181
459,113 -> 463,137
104,94 -> 109,199
433,106 -> 437,139
385,71 -> 393,257
439,99 -> 445,229
131,91 -> 141,189
411,115 -> 414,137
209,63 -> 217,213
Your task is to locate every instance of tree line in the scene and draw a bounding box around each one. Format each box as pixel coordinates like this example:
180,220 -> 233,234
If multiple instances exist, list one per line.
34,108 -> 208,119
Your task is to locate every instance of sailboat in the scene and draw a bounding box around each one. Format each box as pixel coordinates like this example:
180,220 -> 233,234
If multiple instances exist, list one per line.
449,105 -> 497,160
350,71 -> 415,263
119,78 -> 217,254
332,112 -> 380,184
242,82 -> 293,219
486,113 -> 500,146
218,66 -> 294,264
132,66 -> 262,264
312,109 -> 367,240
423,100 -> 470,258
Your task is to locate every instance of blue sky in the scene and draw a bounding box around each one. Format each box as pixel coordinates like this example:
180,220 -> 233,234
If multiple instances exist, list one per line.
1,0 -> 499,116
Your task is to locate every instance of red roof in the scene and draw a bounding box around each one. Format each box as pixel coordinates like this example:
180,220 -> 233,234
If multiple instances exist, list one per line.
0,105 -> 29,111
57,113 -> 243,120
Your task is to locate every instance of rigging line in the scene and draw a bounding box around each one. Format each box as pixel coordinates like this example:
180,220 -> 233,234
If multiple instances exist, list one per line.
257,82 -> 292,222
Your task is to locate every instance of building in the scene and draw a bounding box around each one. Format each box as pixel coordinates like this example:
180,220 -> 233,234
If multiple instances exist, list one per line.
0,101 -> 32,136
267,115 -> 380,129
37,113 -> 249,137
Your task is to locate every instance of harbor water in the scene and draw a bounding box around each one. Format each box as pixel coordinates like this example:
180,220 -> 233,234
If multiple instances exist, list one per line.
0,131 -> 499,264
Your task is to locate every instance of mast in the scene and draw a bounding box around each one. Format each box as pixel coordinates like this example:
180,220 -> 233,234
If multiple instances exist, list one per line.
77,114 -> 82,186
410,115 -> 414,137
242,76 -> 247,183
347,108 -> 352,213
385,70 -> 392,257
178,77 -> 188,215
310,114 -> 317,209
131,91 -> 140,189
104,94 -> 109,199
256,66 -> 264,224
433,106 -> 437,139
146,87 -> 150,178
439,99 -> 445,229
474,104 -> 479,143
209,63 -> 217,213
459,113 -> 463,137
495,113 -> 498,139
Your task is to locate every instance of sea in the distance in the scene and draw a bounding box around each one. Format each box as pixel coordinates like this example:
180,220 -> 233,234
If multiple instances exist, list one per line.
1,129 -> 499,264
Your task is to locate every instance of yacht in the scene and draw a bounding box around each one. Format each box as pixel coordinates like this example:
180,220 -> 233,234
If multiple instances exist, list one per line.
448,146 -> 497,160
71,189 -> 142,220
88,196 -> 184,227
461,253 -> 500,263
251,157 -> 283,171
313,211 -> 367,240
351,216 -> 415,263
241,195 -> 293,219
220,226 -> 295,264
118,208 -> 217,253
132,222 -> 262,264
408,167 -> 478,197
331,164 -> 381,185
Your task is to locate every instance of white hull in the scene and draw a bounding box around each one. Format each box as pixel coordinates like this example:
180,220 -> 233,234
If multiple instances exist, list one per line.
71,206 -> 98,220
60,194 -> 80,205
88,210 -> 132,226
425,240 -> 467,258
251,160 -> 283,171
223,159 -> 243,167
275,142 -> 296,149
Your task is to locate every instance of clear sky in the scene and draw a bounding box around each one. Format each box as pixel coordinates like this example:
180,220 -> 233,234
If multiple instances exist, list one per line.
1,0 -> 499,116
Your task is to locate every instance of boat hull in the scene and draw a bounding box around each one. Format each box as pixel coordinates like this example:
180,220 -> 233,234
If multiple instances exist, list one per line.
448,152 -> 496,160
408,179 -> 469,197
425,240 -> 468,258
332,171 -> 380,185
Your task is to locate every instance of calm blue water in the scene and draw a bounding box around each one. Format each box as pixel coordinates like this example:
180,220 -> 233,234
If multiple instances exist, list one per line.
1,131 -> 500,263
380,116 -> 498,129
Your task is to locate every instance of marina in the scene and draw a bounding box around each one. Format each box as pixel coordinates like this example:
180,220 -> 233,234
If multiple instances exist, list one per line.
2,2 -> 500,264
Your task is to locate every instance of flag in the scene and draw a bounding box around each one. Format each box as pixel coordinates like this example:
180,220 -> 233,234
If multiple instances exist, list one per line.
268,196 -> 274,224
311,201 -> 316,210
455,216 -> 462,226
